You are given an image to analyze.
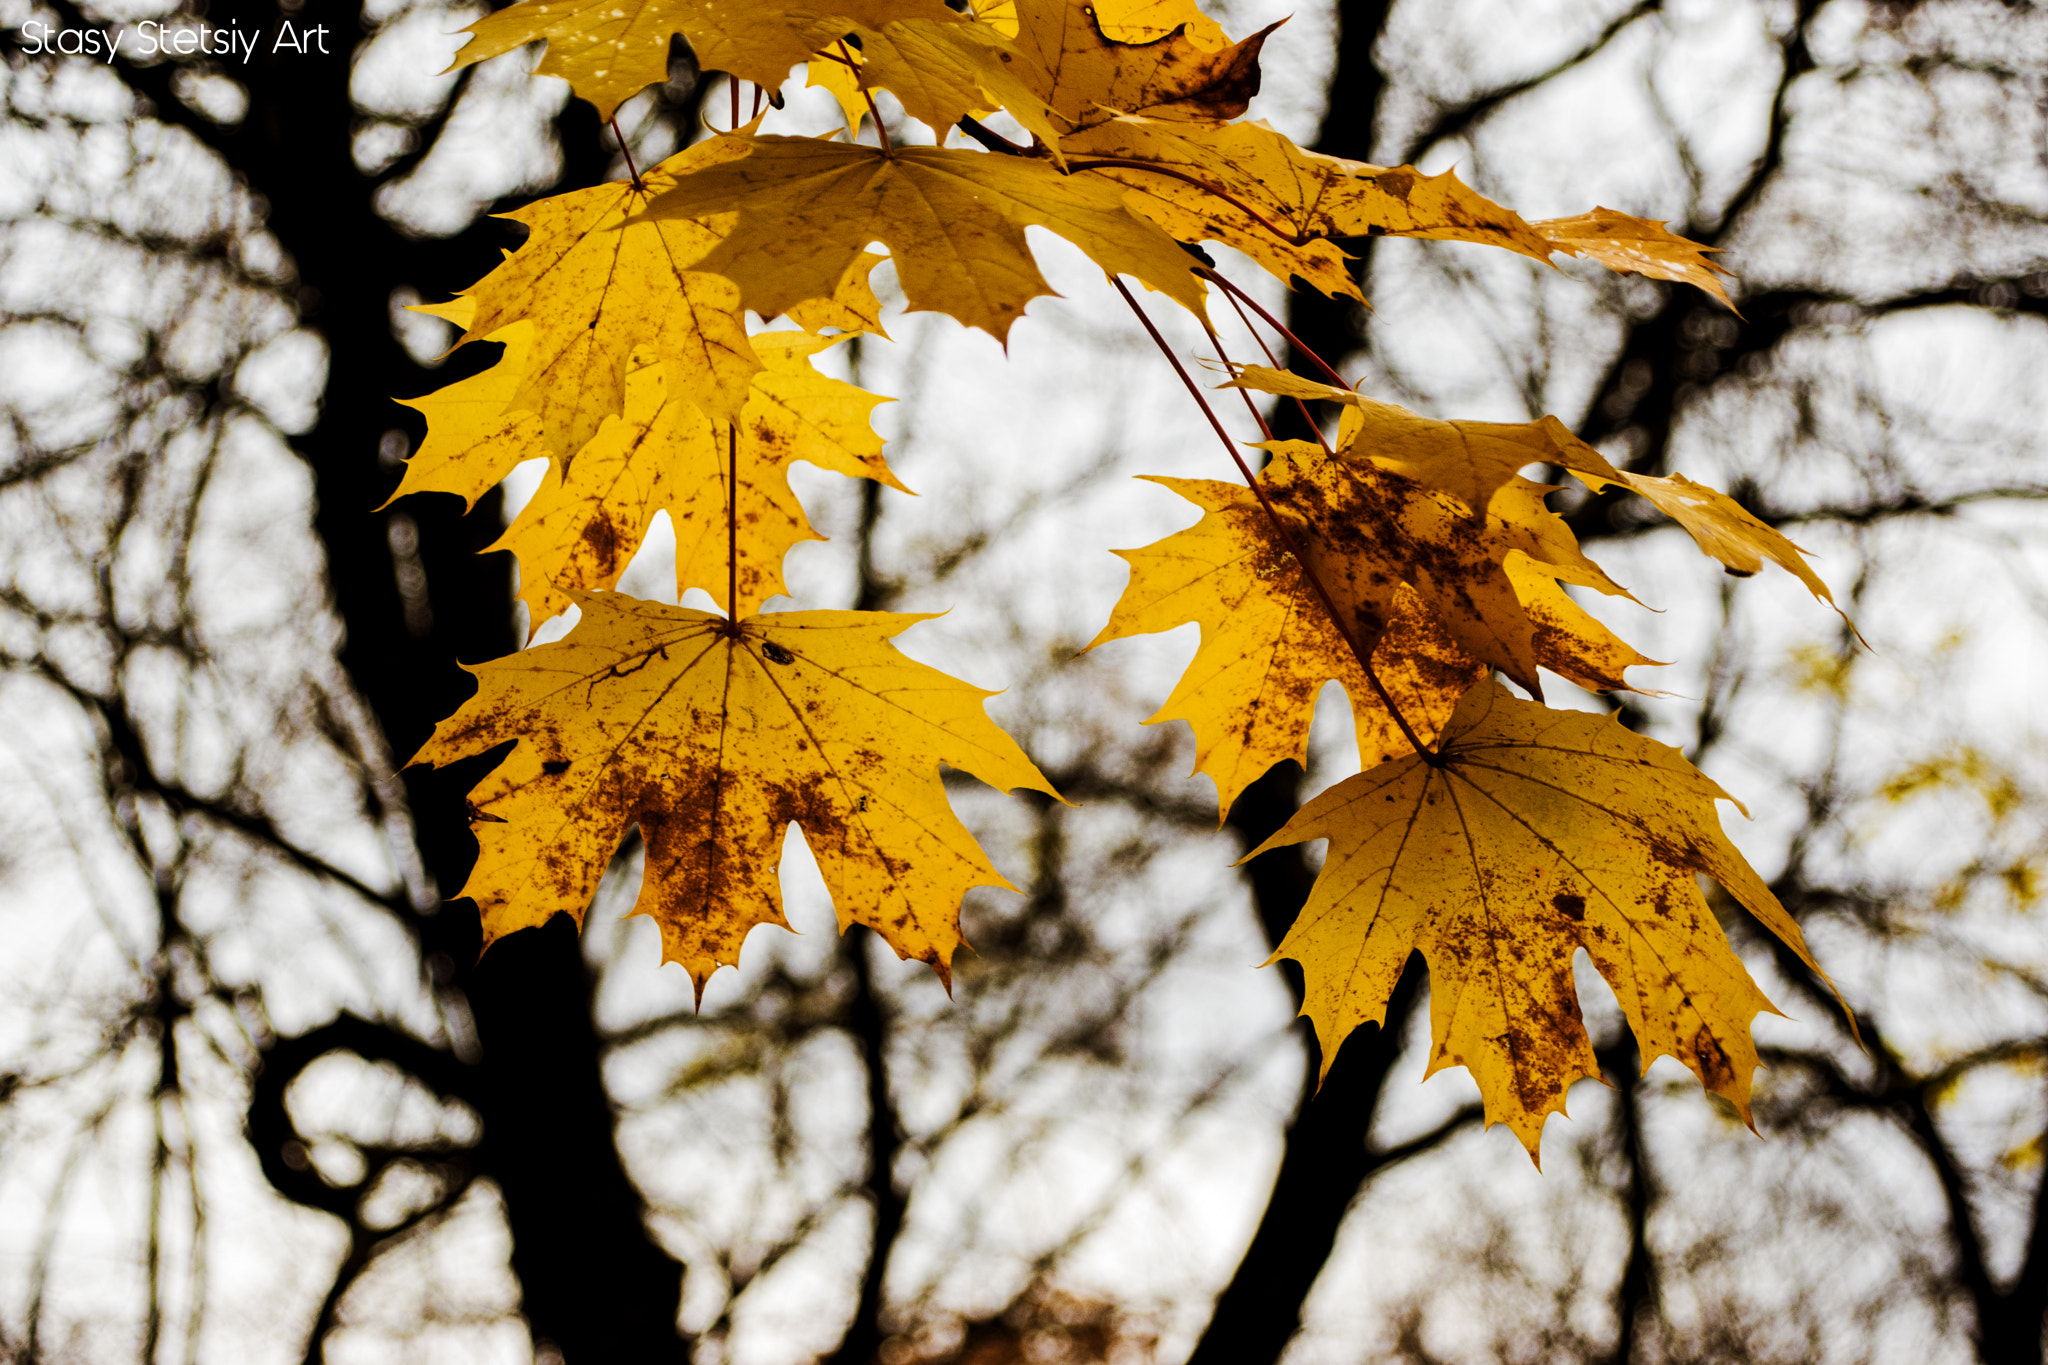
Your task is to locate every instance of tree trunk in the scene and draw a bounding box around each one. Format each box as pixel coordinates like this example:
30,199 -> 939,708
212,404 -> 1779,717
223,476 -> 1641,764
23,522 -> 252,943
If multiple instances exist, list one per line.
172,0 -> 694,1354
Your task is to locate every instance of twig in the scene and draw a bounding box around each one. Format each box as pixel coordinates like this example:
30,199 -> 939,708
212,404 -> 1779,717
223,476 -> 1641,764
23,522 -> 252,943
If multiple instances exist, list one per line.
956,115 -> 1031,156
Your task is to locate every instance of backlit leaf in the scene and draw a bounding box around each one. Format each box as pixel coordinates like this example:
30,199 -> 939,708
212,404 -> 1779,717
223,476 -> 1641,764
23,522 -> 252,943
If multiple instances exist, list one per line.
1087,474 -> 1484,819
413,593 -> 1060,995
1533,208 -> 1733,309
494,332 -> 905,629
1007,0 -> 1275,136
1253,680 -> 1843,1158
1066,119 -> 1552,296
638,134 -> 1207,340
448,0 -> 963,120
437,141 -> 760,454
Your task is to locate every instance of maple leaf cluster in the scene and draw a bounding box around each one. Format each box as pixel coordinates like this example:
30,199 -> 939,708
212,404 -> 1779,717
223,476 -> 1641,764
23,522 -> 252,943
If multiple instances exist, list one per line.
396,0 -> 1851,1158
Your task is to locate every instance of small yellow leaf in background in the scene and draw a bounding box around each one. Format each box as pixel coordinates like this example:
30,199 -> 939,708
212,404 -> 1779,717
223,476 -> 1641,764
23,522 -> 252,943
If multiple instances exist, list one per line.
2002,1134 -> 2045,1171
413,593 -> 1060,996
1254,681 -> 1845,1159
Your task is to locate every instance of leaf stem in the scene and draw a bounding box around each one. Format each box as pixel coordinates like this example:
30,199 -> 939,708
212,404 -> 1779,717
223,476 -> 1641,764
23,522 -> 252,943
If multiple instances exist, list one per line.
841,42 -> 890,153
727,421 -> 739,628
1202,268 -> 1353,390
1210,284 -> 1333,458
609,117 -> 644,192
730,76 -> 741,130
1112,278 -> 1437,762
1200,316 -> 1274,442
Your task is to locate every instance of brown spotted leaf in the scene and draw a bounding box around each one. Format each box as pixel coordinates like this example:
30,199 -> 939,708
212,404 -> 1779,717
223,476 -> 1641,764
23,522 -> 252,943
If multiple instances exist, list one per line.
388,320 -> 544,513
1253,679 -> 1843,1158
1086,475 -> 1485,819
1006,0 -> 1275,136
1227,365 -> 1627,506
391,330 -> 902,630
1254,440 -> 1642,699
412,593 -> 1059,995
1065,119 -> 1552,297
1612,472 -> 1843,611
837,18 -> 1066,154
1089,0 -> 1229,49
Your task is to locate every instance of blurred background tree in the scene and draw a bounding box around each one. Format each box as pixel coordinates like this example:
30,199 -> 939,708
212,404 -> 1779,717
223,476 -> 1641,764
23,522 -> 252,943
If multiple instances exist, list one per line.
0,0 -> 2045,1363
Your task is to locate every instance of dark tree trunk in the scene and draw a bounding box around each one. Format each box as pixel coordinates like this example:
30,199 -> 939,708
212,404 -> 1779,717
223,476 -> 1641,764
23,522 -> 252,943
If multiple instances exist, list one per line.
89,0 -> 699,1354
1183,4 -> 1410,1361
1184,759 -> 1422,1365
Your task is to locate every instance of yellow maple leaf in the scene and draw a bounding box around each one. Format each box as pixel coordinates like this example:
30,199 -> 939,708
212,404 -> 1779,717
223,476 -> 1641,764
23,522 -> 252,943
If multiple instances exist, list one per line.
1503,557 -> 1664,696
1005,0 -> 1275,136
1065,119 -> 1553,298
1255,440 -> 1638,698
394,331 -> 903,630
440,141 -> 760,455
447,0 -> 963,121
1087,474 -> 1485,819
413,592 -> 1060,995
1227,365 -> 1627,507
1532,208 -> 1733,309
1253,680 -> 1842,1158
497,332 -> 907,630
836,19 -> 1066,155
1087,448 -> 1660,815
783,251 -> 893,337
637,134 -> 1206,340
806,44 -> 877,137
389,321 -> 543,513
1228,367 -> 1837,636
